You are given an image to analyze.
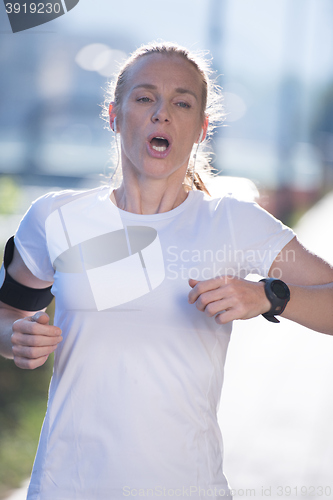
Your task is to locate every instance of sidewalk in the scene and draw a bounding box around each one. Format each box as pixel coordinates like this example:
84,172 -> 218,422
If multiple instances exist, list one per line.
4,480 -> 29,500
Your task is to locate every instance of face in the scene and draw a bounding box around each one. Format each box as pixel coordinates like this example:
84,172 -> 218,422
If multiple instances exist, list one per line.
113,53 -> 207,183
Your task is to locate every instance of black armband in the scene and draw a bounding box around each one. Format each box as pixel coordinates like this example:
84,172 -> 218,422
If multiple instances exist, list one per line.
0,236 -> 54,311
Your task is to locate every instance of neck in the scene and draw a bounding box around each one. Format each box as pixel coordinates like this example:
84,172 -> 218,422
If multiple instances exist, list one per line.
111,174 -> 190,215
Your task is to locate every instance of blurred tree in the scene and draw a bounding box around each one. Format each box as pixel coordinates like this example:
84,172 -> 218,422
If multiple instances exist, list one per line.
0,355 -> 53,498
0,153 -> 55,498
0,177 -> 20,215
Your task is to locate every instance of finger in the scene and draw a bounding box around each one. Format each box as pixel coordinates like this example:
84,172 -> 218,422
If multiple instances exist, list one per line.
12,318 -> 62,337
215,309 -> 237,325
30,311 -> 50,325
188,276 -> 229,304
193,287 -> 232,312
214,300 -> 248,323
188,279 -> 200,289
12,343 -> 59,360
11,331 -> 63,347
202,297 -> 235,317
13,354 -> 50,370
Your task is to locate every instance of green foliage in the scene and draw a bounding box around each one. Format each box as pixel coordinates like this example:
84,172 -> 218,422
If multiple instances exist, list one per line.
0,177 -> 21,215
0,304 -> 55,498
0,354 -> 53,498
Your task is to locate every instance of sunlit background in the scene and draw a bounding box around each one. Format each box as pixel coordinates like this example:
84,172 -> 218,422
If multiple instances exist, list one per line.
1,0 -> 333,498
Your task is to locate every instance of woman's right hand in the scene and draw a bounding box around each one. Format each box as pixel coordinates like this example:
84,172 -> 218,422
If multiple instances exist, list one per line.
11,311 -> 62,369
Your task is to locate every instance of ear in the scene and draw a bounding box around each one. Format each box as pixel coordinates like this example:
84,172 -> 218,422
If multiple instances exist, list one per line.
196,116 -> 209,144
201,116 -> 209,142
109,102 -> 117,132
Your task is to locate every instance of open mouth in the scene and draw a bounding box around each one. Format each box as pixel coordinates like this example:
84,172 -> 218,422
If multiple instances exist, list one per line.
150,136 -> 170,152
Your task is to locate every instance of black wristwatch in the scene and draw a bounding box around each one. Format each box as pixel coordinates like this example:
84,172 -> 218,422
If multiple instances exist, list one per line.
259,278 -> 290,323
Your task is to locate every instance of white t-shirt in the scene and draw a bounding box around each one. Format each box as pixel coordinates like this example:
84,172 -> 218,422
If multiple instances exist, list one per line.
14,186 -> 295,500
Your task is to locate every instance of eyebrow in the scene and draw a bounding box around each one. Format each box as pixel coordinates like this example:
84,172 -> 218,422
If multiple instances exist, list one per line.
131,84 -> 198,101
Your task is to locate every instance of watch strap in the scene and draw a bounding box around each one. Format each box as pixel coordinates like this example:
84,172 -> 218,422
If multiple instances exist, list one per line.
260,278 -> 290,323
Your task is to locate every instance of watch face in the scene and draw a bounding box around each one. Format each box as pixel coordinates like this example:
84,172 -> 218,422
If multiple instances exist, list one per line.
271,280 -> 289,299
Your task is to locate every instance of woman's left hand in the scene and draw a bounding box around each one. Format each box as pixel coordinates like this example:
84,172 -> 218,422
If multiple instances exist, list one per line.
188,276 -> 271,324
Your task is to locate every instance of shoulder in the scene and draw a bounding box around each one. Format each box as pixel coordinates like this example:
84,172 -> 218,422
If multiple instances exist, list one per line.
206,192 -> 277,222
189,191 -> 270,236
222,193 -> 267,217
28,185 -> 109,216
196,190 -> 262,217
198,191 -> 294,239
13,186 -> 109,282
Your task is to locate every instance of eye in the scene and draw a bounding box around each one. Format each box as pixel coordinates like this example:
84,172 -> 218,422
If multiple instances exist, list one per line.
176,101 -> 191,109
137,97 -> 152,103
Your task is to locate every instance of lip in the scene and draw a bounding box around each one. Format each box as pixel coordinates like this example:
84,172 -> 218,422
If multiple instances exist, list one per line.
146,132 -> 172,159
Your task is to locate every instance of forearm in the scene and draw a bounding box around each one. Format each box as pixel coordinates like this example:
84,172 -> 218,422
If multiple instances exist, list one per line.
281,282 -> 333,335
0,306 -> 28,359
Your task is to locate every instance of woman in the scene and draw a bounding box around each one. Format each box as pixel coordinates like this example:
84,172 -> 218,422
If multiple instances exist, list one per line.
0,42 -> 332,500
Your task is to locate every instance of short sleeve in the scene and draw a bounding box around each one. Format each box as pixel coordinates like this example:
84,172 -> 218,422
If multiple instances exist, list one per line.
14,193 -> 56,282
225,196 -> 296,276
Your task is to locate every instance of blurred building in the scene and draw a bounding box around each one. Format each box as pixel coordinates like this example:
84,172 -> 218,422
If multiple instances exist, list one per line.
0,12 -> 133,188
1,0 -> 333,224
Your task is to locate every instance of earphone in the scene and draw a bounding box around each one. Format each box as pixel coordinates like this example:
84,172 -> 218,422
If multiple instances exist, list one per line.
198,129 -> 204,144
109,103 -> 117,133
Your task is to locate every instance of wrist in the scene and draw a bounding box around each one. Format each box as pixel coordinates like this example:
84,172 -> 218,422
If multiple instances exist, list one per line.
259,281 -> 272,315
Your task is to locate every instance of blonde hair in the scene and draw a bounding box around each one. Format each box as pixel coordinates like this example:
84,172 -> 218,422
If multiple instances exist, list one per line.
101,41 -> 225,194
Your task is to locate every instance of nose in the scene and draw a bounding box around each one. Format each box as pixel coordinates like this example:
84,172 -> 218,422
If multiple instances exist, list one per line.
151,100 -> 171,123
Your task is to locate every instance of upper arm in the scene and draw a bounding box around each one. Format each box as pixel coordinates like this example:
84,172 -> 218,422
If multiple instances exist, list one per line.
0,244 -> 53,316
269,236 -> 333,285
7,244 -> 54,289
